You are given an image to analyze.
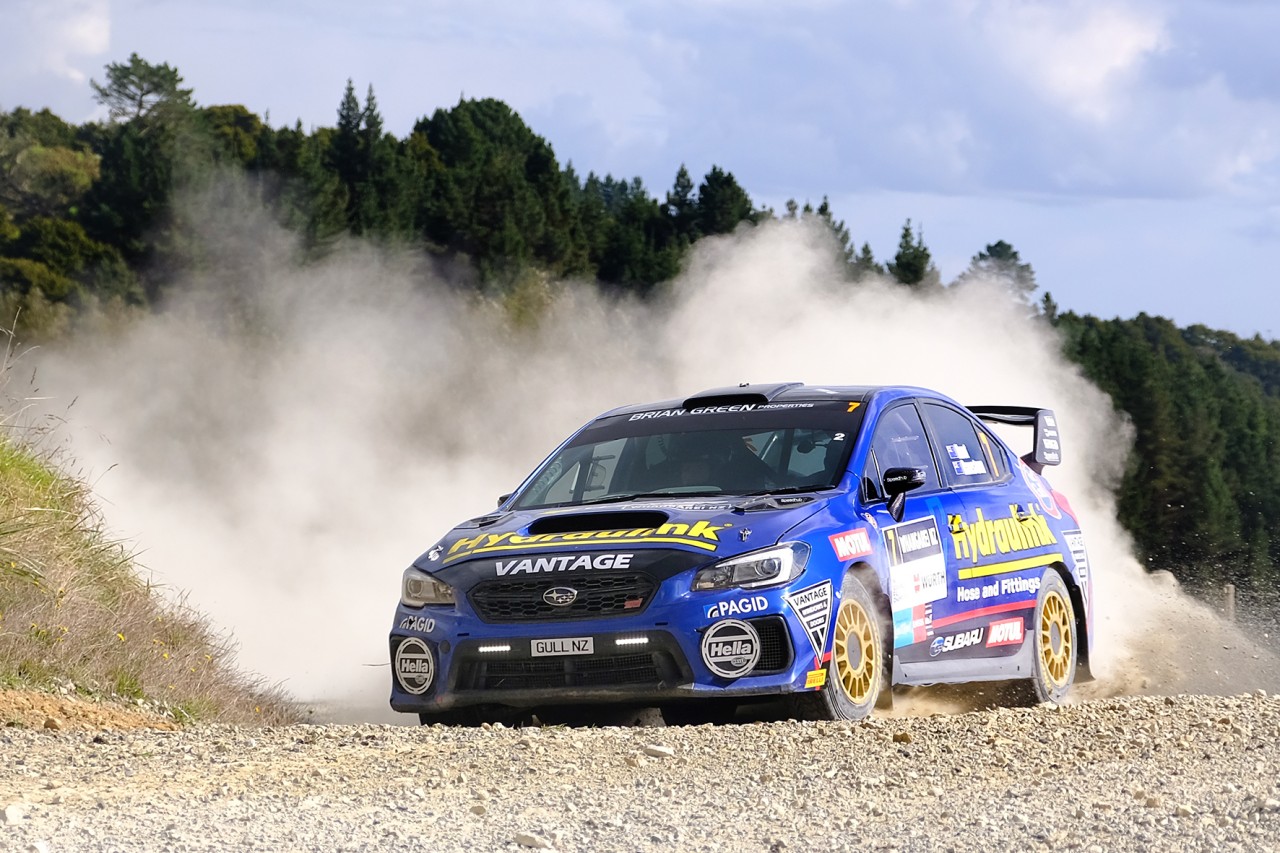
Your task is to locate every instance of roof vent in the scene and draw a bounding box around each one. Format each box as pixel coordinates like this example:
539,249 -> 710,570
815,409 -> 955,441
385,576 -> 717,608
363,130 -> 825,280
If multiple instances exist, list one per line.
682,382 -> 803,409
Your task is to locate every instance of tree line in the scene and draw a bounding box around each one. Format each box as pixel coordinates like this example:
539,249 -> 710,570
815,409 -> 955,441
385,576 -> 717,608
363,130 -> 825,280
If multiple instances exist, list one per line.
2,55 -> 1277,591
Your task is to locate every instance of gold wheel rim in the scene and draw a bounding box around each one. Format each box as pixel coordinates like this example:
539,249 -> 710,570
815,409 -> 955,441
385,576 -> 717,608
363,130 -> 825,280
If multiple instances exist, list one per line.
1039,589 -> 1073,688
832,599 -> 877,705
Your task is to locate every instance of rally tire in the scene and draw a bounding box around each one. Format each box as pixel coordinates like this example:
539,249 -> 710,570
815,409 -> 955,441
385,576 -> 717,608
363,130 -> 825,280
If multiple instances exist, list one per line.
795,572 -> 890,721
1017,569 -> 1077,705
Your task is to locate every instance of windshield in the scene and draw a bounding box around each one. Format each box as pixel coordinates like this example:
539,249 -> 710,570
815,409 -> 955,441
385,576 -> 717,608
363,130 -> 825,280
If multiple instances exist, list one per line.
511,402 -> 866,510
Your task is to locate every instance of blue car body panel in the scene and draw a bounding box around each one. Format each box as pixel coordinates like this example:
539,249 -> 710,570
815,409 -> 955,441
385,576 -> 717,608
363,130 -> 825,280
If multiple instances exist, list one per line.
389,384 -> 1094,715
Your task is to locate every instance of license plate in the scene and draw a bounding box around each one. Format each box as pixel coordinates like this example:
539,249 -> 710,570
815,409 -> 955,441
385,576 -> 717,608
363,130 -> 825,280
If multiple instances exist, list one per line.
531,637 -> 594,657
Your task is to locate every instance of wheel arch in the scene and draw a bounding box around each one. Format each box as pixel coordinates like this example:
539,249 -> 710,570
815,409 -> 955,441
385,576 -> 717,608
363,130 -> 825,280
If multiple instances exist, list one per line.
847,559 -> 891,619
846,559 -> 894,691
1049,560 -> 1092,682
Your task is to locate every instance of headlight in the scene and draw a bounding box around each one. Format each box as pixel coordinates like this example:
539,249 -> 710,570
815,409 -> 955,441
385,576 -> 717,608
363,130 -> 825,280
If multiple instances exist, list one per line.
692,542 -> 809,591
401,567 -> 456,607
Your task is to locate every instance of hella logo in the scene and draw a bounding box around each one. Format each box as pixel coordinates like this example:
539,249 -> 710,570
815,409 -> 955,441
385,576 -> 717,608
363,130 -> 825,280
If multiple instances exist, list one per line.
543,587 -> 578,607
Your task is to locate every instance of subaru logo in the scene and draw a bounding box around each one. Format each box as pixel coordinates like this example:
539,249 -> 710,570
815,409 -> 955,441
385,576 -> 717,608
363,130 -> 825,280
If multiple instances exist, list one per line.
543,587 -> 578,607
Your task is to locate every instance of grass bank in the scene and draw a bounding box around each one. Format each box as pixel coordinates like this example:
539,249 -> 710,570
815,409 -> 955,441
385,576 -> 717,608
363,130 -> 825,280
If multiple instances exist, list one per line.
0,347 -> 300,726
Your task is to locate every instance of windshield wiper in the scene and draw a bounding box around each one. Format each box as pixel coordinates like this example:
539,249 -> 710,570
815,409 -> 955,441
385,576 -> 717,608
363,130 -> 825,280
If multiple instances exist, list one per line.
737,484 -> 835,498
576,490 -> 725,506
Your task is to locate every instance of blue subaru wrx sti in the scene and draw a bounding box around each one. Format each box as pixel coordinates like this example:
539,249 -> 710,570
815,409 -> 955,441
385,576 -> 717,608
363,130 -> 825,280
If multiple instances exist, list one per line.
389,383 -> 1095,724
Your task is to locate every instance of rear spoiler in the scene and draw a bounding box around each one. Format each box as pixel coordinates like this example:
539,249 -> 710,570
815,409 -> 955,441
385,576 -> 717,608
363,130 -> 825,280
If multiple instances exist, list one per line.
966,405 -> 1061,472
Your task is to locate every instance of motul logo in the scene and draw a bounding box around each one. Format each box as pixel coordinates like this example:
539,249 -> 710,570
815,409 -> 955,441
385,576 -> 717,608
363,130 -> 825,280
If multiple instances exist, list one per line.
986,617 -> 1025,647
829,528 -> 872,561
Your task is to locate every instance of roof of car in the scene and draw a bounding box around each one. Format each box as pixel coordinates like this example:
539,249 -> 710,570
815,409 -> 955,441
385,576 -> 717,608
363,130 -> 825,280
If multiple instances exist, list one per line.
597,383 -> 935,419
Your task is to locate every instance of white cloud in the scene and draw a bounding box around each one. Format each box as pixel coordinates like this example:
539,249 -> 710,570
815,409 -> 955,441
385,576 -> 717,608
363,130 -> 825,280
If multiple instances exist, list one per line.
7,0 -> 109,84
984,1 -> 1168,122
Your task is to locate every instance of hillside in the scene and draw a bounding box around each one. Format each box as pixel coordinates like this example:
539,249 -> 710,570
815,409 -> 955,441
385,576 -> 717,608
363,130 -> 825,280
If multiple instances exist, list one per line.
0,395 -> 299,726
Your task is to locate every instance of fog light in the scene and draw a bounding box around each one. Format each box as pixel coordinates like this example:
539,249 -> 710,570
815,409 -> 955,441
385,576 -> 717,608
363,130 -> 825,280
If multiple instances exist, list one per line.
614,637 -> 650,647
478,644 -> 511,653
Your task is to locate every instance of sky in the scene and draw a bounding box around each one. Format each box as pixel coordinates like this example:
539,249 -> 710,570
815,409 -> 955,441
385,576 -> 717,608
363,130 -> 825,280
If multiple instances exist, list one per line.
2,0 -> 1280,338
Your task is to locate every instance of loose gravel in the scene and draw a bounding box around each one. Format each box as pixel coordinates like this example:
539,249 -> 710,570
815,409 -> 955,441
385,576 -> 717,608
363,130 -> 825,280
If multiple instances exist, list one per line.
2,693 -> 1279,852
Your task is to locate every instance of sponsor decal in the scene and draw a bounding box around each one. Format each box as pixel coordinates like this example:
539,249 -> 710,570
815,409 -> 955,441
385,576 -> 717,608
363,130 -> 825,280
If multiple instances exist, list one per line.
531,637 -> 594,656
706,595 -> 769,620
976,431 -> 997,471
630,404 -> 759,420
543,587 -> 578,607
701,619 -> 761,678
494,553 -> 634,576
1064,530 -> 1091,618
427,545 -> 442,562
986,617 -> 1025,647
946,443 -> 988,477
948,504 -> 1059,568
398,615 -> 436,634
1019,462 -> 1061,518
446,521 -> 732,562
884,517 -> 947,612
829,528 -> 873,561
1040,415 -> 1062,465
1000,575 -> 1041,596
629,402 -> 821,421
785,580 -> 834,663
893,602 -> 934,645
929,628 -> 984,657
956,574 -> 1042,601
805,668 -> 827,689
394,637 -> 434,695
759,402 -> 816,410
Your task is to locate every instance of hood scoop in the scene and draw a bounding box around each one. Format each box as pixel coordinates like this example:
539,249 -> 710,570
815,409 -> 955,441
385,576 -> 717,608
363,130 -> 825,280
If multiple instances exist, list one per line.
527,510 -> 670,535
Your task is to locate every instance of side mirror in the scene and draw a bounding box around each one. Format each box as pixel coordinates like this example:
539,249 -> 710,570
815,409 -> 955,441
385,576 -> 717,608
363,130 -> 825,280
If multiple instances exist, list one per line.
882,466 -> 926,523
497,493 -> 512,507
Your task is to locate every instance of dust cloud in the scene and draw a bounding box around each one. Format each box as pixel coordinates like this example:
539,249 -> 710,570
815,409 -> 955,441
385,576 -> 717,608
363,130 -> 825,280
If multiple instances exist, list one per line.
29,177 -> 1279,722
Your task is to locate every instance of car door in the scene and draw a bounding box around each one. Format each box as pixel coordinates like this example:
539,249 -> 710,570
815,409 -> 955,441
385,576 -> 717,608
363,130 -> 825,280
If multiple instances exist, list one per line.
917,401 -> 1062,670
858,401 -> 971,676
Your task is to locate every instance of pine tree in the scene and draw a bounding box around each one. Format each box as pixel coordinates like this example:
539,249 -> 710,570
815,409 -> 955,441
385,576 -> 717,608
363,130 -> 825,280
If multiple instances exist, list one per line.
696,166 -> 755,235
957,239 -> 1037,307
852,242 -> 884,280
666,165 -> 699,242
887,219 -> 940,288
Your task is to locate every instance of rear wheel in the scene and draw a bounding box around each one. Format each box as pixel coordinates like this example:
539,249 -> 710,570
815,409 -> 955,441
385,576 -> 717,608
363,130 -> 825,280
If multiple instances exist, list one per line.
1014,569 -> 1077,705
795,573 -> 890,721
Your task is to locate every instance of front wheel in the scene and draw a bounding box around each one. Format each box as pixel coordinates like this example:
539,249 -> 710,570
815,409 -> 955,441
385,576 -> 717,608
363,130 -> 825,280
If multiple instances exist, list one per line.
794,572 -> 890,721
1017,569 -> 1077,704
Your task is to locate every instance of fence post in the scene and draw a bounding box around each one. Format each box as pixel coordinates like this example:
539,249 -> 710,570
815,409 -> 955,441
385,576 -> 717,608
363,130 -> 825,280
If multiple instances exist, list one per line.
1224,583 -> 1236,623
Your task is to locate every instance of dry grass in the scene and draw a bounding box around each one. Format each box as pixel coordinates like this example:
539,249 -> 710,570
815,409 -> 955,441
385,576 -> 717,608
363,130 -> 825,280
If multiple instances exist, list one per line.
0,332 -> 302,726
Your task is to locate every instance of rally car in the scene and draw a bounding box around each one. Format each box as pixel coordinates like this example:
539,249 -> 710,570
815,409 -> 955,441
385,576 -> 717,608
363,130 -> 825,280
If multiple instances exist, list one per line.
389,383 -> 1094,724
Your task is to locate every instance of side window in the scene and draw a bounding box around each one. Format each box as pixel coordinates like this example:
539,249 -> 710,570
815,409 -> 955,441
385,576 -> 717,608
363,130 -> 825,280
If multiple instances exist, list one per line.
920,403 -> 995,487
868,405 -> 939,492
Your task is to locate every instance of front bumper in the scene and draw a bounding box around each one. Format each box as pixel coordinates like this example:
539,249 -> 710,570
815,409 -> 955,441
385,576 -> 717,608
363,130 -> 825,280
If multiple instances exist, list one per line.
388,595 -> 818,712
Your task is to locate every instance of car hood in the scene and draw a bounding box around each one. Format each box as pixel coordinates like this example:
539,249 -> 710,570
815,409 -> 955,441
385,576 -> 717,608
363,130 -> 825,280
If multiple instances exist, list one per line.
418,494 -> 832,586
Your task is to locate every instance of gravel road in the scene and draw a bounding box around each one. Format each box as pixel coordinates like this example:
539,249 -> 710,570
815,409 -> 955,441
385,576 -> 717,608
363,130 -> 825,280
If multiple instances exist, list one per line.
2,693 -> 1279,853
